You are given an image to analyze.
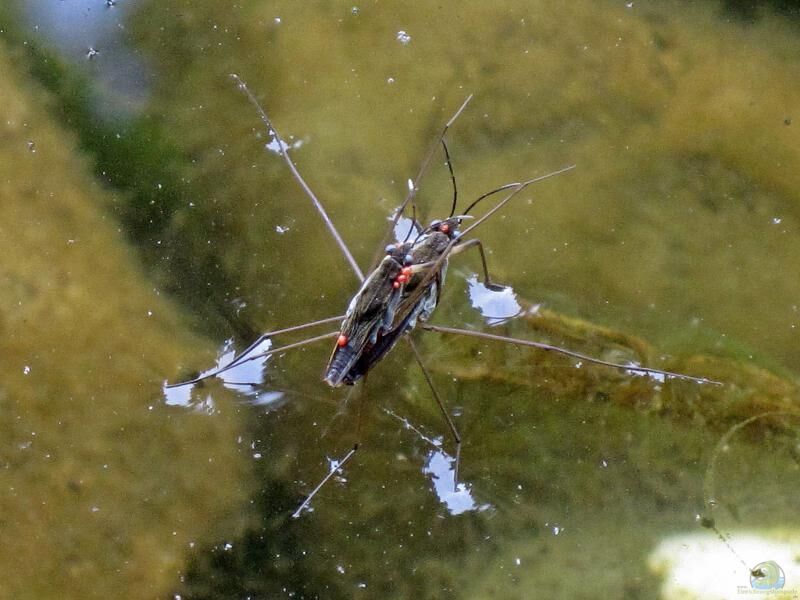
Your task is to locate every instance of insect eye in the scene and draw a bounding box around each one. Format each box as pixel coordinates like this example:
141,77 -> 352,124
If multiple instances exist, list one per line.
429,219 -> 441,230
385,244 -> 396,254
404,254 -> 413,265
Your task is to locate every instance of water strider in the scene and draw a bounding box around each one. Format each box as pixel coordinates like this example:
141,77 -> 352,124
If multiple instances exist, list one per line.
166,74 -> 720,517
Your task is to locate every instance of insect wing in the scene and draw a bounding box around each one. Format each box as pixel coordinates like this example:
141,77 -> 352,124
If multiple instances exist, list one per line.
394,230 -> 451,325
345,275 -> 442,382
323,255 -> 403,386
343,231 -> 453,381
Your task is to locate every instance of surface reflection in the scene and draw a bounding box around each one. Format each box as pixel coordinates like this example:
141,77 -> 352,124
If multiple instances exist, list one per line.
162,337 -> 278,408
21,0 -> 151,115
466,274 -> 522,325
385,408 -> 491,515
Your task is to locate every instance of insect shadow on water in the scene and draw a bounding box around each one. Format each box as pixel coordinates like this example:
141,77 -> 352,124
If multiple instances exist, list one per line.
165,74 -> 721,518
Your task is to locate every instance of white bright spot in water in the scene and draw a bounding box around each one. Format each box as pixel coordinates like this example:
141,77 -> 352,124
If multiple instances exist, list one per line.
390,213 -> 421,243
626,365 -> 665,383
163,382 -> 193,408
467,275 -> 522,325
23,366 -> 30,375
326,456 -> 348,477
217,338 -> 273,389
265,137 -> 288,154
424,449 -> 489,515
649,532 -> 800,600
250,390 -> 285,407
265,136 -> 303,156
384,408 -> 491,515
515,557 -> 521,566
163,337 -> 281,408
275,225 -> 290,234
396,30 -> 411,45
274,17 -> 281,24
336,565 -> 346,574
387,77 -> 395,84
351,6 -> 360,14
772,217 -> 782,224
407,178 -> 414,192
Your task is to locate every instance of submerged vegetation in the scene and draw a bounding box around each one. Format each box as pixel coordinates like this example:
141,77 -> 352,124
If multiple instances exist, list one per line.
0,33 -> 254,598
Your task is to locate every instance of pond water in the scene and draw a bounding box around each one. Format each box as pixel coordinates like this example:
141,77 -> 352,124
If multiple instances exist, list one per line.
3,0 -> 800,598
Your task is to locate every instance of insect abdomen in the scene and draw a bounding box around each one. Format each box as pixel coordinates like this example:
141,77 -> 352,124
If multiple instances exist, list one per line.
324,344 -> 359,387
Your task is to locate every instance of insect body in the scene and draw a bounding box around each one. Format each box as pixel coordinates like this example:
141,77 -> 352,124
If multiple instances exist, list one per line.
324,216 -> 460,385
326,132 -> 528,388
340,217 -> 460,383
324,241 -> 414,386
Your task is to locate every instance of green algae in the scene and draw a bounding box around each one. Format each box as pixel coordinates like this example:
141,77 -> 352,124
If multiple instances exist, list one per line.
0,38 -> 253,598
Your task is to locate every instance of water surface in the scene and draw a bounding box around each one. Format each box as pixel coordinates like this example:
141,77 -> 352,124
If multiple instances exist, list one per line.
3,0 -> 800,597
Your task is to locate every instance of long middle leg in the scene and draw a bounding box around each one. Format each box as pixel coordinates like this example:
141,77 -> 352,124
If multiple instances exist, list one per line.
231,74 -> 363,282
422,323 -> 722,385
406,338 -> 462,485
